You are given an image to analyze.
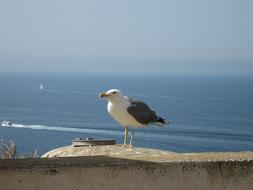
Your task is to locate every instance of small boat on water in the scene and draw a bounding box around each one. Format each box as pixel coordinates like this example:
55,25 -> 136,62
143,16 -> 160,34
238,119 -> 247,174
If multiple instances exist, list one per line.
1,121 -> 12,127
39,83 -> 44,90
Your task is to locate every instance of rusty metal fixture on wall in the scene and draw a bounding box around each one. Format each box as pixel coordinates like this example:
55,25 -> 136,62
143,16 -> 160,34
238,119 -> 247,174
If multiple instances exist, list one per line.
72,137 -> 116,147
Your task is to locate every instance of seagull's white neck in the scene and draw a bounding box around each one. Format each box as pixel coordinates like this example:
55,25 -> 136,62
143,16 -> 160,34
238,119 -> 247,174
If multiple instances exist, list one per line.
107,95 -> 129,106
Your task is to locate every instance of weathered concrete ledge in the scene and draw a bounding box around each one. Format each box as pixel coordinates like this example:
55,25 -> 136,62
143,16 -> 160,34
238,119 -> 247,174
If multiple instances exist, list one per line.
42,144 -> 253,162
0,146 -> 252,190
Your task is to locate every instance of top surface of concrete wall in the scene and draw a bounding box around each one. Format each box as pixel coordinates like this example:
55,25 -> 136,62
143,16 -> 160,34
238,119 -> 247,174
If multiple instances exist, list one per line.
42,144 -> 253,162
1,147 -> 253,190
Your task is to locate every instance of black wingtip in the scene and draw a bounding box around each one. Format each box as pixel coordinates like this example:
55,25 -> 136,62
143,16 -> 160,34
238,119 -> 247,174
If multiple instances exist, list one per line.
157,117 -> 169,125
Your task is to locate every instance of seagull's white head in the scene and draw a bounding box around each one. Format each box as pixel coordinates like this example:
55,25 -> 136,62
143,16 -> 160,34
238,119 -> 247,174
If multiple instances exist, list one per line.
99,89 -> 124,102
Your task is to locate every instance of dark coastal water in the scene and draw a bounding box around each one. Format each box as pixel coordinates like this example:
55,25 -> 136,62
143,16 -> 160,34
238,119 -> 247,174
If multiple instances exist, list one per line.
0,73 -> 253,155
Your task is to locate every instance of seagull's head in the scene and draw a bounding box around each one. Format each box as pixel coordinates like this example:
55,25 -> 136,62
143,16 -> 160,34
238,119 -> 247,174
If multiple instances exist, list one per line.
99,89 -> 124,102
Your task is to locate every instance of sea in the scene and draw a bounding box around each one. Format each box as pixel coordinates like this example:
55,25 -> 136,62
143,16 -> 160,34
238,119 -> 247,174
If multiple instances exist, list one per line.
0,73 -> 253,155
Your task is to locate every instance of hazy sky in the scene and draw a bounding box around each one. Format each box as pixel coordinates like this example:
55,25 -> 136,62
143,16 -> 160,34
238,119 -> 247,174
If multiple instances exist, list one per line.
0,0 -> 252,75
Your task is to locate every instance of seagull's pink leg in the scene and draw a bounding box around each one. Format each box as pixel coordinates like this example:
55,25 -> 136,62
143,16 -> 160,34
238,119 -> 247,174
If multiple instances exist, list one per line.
129,128 -> 134,146
123,126 -> 128,146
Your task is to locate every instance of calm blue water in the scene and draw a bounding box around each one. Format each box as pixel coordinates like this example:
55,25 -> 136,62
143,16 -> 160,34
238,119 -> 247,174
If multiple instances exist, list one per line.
0,73 -> 253,155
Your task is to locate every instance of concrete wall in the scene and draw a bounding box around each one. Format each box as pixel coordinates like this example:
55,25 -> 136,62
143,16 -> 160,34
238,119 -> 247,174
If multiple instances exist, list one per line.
0,156 -> 252,190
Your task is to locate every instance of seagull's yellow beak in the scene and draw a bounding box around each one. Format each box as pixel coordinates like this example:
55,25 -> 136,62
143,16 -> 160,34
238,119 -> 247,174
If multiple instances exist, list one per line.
99,92 -> 109,98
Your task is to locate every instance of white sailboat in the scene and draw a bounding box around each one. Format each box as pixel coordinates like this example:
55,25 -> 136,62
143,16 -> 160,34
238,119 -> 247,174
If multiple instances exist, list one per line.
39,83 -> 44,90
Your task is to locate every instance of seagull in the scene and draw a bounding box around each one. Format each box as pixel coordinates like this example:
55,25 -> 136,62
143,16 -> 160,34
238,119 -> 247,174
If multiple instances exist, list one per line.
99,89 -> 169,147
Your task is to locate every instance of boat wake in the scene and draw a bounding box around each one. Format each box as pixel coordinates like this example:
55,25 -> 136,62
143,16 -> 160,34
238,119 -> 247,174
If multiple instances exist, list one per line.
2,122 -> 121,136
1,121 -> 173,140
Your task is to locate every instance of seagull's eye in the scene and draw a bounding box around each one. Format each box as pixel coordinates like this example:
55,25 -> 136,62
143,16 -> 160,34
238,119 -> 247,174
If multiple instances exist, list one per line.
112,91 -> 116,95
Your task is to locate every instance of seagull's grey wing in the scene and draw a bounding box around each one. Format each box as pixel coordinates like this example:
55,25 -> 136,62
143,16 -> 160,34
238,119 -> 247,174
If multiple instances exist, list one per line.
127,99 -> 158,125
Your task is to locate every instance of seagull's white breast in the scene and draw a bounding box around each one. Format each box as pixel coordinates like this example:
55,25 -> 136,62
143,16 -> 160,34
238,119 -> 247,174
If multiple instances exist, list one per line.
107,99 -> 145,128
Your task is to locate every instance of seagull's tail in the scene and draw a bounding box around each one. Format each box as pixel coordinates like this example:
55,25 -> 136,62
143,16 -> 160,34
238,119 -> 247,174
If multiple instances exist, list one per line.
154,116 -> 169,127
